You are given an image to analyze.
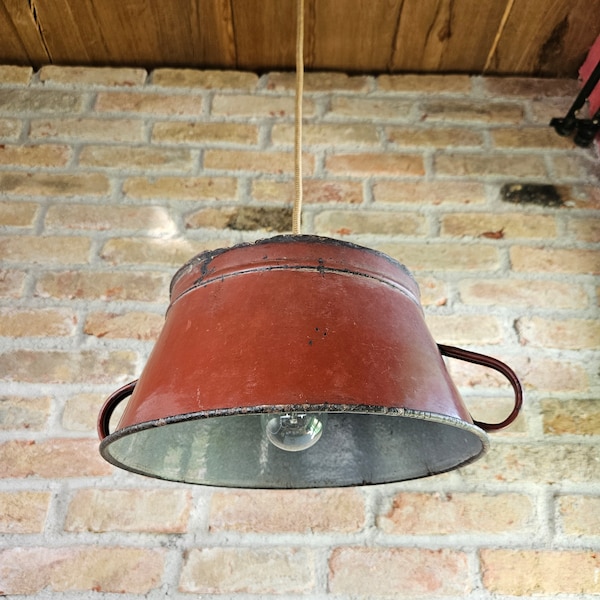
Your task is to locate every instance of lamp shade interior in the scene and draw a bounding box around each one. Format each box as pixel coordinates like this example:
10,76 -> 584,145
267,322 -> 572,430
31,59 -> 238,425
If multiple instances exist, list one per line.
100,408 -> 488,488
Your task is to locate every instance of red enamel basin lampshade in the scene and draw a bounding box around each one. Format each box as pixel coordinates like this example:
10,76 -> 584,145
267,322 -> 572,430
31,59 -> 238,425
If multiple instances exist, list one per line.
97,235 -> 522,489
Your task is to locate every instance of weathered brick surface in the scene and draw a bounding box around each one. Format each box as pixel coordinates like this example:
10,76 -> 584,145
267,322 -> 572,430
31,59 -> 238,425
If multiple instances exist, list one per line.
0,171 -> 109,196
0,491 -> 50,533
40,65 -> 146,86
0,395 -> 51,430
0,67 -> 598,600
0,546 -> 164,594
65,489 -> 191,533
329,547 -> 470,596
0,307 -> 76,336
0,350 -> 136,383
96,91 -> 203,115
35,270 -> 170,301
558,495 -> 600,535
179,547 -> 315,594
541,399 -> 600,435
481,549 -> 600,594
378,492 -> 533,534
84,310 -> 163,340
0,439 -> 112,478
209,489 -> 365,533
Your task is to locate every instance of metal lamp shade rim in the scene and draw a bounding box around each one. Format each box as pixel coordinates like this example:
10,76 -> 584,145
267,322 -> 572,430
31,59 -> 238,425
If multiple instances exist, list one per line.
99,404 -> 490,488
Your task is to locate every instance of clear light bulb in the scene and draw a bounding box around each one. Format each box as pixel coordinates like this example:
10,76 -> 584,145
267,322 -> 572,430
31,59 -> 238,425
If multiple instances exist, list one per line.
263,412 -> 327,452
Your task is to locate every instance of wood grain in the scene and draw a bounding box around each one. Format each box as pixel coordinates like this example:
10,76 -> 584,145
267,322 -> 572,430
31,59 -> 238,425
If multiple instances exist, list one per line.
0,0 -> 598,76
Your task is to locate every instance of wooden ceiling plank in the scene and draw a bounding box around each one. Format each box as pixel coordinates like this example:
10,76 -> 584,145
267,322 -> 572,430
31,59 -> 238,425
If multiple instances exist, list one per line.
391,0 -> 509,73
0,0 -> 50,65
487,0 -> 600,77
231,0 -> 296,71
308,0 -> 403,72
31,0 -> 236,68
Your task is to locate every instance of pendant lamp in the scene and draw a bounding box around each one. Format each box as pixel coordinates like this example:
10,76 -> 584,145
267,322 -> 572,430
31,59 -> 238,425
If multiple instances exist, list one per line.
97,0 -> 522,489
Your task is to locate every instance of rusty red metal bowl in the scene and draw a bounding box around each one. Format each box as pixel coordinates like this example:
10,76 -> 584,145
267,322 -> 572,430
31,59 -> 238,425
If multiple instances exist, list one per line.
98,235 -> 521,488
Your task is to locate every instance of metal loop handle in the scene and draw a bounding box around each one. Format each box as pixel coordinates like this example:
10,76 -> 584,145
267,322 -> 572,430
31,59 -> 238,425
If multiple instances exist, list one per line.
438,344 -> 522,432
97,380 -> 137,440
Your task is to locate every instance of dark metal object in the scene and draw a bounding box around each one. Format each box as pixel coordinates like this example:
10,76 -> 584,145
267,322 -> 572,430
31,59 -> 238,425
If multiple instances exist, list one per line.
550,58 -> 600,147
98,235 -> 522,489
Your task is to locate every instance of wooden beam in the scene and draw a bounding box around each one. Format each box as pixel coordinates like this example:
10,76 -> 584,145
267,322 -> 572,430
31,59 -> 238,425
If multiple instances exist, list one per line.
0,0 -> 50,65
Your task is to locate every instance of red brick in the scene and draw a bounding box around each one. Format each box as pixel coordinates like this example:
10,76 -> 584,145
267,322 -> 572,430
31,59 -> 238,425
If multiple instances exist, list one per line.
0,349 -> 136,384
558,496 -> 600,535
84,311 -> 163,340
65,489 -> 191,533
0,439 -> 111,478
326,152 -> 424,176
123,175 -> 237,200
541,399 -> 600,435
209,489 -> 365,533
0,307 -> 76,336
378,492 -> 533,534
35,270 -> 170,301
517,316 -> 600,349
329,547 -> 469,596
459,278 -> 588,309
0,201 -> 39,227
45,204 -> 176,233
0,491 -> 51,533
0,546 -> 164,594
0,236 -> 91,264
0,395 -> 51,430
179,548 -> 315,594
377,242 -> 500,271
373,180 -> 486,205
510,246 -> 600,274
481,550 -> 600,594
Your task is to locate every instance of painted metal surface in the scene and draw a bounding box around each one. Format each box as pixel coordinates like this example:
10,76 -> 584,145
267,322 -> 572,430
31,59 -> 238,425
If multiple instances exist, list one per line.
98,235 -> 522,488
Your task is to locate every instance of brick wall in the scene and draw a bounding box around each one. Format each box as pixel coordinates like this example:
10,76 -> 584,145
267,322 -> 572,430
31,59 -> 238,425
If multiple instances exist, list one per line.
0,64 -> 598,597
